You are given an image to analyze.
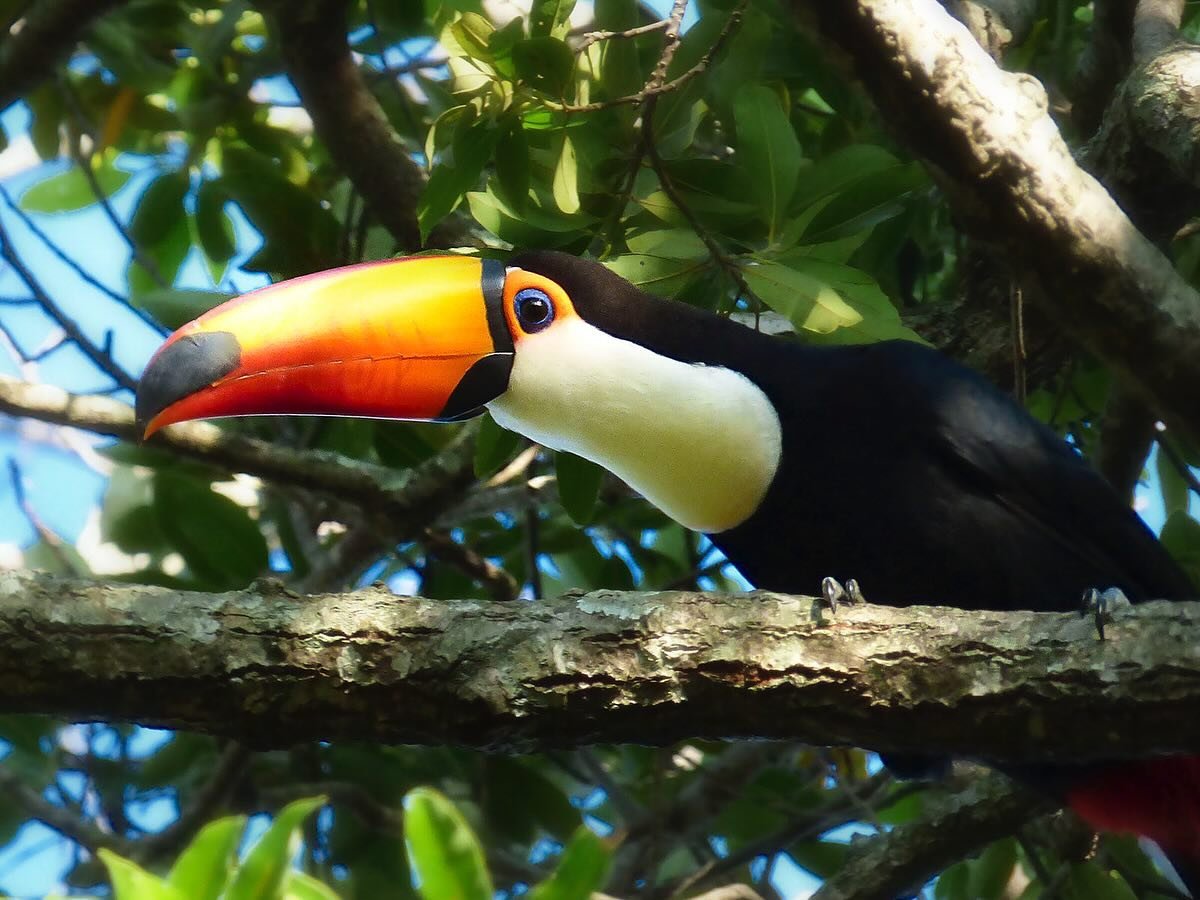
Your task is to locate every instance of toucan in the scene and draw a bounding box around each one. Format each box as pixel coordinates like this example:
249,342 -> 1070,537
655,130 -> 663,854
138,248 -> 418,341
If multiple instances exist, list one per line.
136,251 -> 1200,892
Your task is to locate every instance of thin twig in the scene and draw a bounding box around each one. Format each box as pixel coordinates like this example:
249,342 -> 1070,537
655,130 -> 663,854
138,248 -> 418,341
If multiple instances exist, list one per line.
576,18 -> 671,54
7,458 -> 79,574
0,221 -> 138,390
0,764 -> 135,857
422,527 -> 520,602
547,1 -> 745,114
57,77 -> 169,289
134,742 -> 252,860
0,184 -> 166,335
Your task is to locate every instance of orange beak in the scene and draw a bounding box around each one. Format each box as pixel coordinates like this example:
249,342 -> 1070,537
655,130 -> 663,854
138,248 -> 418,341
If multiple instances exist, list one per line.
135,256 -> 513,438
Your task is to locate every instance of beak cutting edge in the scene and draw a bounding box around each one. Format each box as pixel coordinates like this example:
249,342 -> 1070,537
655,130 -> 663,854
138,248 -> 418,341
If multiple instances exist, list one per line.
135,256 -> 513,438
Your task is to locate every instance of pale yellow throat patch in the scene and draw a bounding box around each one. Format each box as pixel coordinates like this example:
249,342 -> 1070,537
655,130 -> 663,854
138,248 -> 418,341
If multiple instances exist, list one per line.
487,316 -> 783,533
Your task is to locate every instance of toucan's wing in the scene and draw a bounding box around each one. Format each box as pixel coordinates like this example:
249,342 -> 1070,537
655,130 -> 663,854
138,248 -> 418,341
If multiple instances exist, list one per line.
921,352 -> 1193,604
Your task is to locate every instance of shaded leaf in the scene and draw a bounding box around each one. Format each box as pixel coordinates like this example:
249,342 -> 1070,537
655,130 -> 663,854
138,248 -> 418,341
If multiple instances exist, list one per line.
135,288 -> 231,330
475,412 -> 523,478
195,178 -> 236,264
514,37 -> 575,96
733,85 -> 801,240
131,170 -> 190,246
555,451 -> 603,525
153,471 -> 268,588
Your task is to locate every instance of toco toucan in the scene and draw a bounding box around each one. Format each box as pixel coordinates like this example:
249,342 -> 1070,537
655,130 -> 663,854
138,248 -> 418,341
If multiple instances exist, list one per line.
136,251 -> 1200,892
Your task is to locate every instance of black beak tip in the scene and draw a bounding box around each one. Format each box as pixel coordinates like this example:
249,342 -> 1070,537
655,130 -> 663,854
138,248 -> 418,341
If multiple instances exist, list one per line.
135,331 -> 243,437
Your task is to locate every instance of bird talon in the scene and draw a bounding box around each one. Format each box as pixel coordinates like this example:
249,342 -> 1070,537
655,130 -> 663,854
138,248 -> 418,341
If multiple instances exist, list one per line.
821,576 -> 847,617
1080,586 -> 1131,641
846,578 -> 866,605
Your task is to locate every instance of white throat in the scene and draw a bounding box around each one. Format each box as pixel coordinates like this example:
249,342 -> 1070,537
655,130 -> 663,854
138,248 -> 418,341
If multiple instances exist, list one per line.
488,317 -> 782,533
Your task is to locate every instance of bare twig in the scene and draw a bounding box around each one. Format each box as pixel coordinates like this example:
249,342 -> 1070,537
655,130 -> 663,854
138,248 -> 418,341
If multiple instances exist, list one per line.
58,78 -> 169,289
135,742 -> 251,860
7,458 -> 79,574
576,18 -> 671,54
548,2 -> 746,114
422,528 -> 520,602
0,764 -> 135,857
0,223 -> 137,391
1132,0 -> 1184,64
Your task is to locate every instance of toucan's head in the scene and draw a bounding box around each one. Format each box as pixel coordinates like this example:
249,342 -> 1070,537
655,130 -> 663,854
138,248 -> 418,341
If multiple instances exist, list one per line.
136,252 -> 782,533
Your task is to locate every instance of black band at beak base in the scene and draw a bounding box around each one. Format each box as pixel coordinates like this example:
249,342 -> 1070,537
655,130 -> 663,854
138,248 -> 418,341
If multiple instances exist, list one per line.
437,352 -> 514,422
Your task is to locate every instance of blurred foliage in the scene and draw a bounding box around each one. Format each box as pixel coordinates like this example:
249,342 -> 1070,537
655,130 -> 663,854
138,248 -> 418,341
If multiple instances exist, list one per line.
3,0 -> 1200,897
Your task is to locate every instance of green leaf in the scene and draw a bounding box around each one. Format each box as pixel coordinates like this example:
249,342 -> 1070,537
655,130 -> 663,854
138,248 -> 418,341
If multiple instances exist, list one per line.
226,796 -> 326,900
555,451 -> 603,525
495,120 -> 531,211
513,37 -> 575,95
530,0 -> 576,37
418,119 -> 498,244
153,471 -> 268,588
450,12 -> 495,61
135,288 -> 231,330
530,828 -> 610,900
787,840 -> 849,879
128,211 -> 191,297
482,757 -> 581,844
733,85 -> 801,241
195,179 -> 236,264
283,871 -> 341,900
801,163 -> 927,244
553,133 -> 580,215
968,837 -> 1017,899
100,849 -> 186,900
1063,861 -> 1137,900
20,158 -> 131,213
475,412 -> 523,478
404,787 -> 492,900
1160,510 -> 1200,589
167,815 -> 245,900
604,254 -> 711,298
1156,444 -> 1190,516
131,171 -> 190,246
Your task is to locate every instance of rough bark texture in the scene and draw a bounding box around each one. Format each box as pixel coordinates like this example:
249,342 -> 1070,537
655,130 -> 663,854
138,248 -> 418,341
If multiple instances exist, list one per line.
4,570 -> 1200,760
800,0 -> 1200,446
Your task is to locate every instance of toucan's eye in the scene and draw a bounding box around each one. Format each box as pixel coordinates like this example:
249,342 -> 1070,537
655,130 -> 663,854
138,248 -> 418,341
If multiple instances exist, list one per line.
514,288 -> 555,332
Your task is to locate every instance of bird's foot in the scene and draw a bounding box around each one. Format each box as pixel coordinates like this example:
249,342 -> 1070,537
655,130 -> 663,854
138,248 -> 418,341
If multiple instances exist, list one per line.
818,576 -> 866,620
1079,586 -> 1132,641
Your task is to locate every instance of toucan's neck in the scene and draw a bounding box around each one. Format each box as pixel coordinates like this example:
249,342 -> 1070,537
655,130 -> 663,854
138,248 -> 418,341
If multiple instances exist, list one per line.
487,315 -> 783,533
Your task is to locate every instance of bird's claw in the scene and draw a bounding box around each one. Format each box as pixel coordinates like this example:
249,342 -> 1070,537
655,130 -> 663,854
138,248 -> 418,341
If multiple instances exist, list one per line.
818,576 -> 866,620
1079,586 -> 1131,641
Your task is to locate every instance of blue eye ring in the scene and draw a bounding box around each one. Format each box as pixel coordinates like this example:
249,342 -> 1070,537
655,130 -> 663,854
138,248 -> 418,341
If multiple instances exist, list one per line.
513,287 -> 555,332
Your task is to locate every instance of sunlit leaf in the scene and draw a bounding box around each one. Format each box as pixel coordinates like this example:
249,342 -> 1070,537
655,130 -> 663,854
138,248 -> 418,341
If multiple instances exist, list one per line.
167,815 -> 245,900
530,828 -> 609,900
226,797 -> 326,900
20,157 -> 131,213
404,788 -> 492,900
99,849 -> 186,900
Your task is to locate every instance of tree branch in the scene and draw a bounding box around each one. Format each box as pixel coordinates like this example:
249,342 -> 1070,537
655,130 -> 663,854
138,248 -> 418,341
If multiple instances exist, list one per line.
0,0 -> 124,113
801,0 -> 1200,446
0,375 -> 476,529
3,570 -> 1200,757
809,773 -> 1054,900
260,0 -> 440,251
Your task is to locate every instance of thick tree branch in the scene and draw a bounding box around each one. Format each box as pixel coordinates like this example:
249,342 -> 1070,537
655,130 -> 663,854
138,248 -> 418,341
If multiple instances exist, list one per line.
801,0 -> 1200,446
259,0 -> 435,251
4,570 -> 1200,758
0,0 -> 124,113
